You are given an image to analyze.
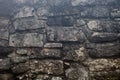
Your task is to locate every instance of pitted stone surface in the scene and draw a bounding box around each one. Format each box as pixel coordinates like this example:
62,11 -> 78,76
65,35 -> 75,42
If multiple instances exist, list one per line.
30,60 -> 64,75
0,17 -> 9,40
9,33 -> 44,47
0,0 -> 120,80
13,18 -> 46,31
84,59 -> 120,79
0,58 -> 11,70
47,27 -> 86,42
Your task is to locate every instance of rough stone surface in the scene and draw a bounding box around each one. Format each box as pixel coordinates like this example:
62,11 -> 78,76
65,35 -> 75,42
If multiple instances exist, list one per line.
0,17 -> 9,40
16,48 -> 28,55
81,6 -> 110,18
30,60 -> 64,75
9,33 -> 44,47
13,18 -> 46,31
41,49 -> 61,58
65,63 -> 89,80
11,56 -> 29,63
44,43 -> 62,48
47,27 -> 86,42
14,6 -> 34,18
84,59 -> 120,79
51,77 -> 63,80
0,74 -> 14,80
90,32 -> 118,43
0,47 -> 13,58
12,62 -> 29,74
0,0 -> 120,80
0,58 -> 11,70
86,42 -> 120,58
29,48 -> 61,59
35,75 -> 50,80
87,20 -> 120,33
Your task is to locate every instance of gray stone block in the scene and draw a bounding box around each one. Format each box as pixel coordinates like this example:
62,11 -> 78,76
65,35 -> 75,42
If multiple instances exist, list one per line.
9,33 -> 44,47
47,27 -> 86,42
12,62 -> 29,74
13,18 -> 46,31
29,48 -> 61,59
71,0 -> 117,6
14,6 -> 34,18
86,42 -> 120,58
87,20 -> 120,33
0,58 -> 11,70
65,63 -> 88,80
0,17 -> 9,40
44,43 -> 62,48
81,6 -> 110,18
89,32 -> 118,43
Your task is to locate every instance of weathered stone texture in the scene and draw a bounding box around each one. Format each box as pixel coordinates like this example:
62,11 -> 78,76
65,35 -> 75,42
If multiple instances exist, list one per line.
0,58 -> 11,70
9,33 -> 44,47
0,74 -> 14,80
84,59 -> 120,79
86,42 -> 120,58
13,18 -> 46,31
12,62 -> 29,74
47,27 -> 86,42
14,6 -> 34,18
65,63 -> 89,80
63,43 -> 87,61
0,0 -> 120,80
30,60 -> 64,75
44,43 -> 62,48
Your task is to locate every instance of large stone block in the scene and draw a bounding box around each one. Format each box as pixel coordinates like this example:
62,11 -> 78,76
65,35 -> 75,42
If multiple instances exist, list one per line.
87,20 -> 120,33
10,56 -> 29,64
0,58 -> 11,70
13,18 -> 46,31
14,6 -> 34,18
0,17 -> 9,40
80,6 -> 110,18
9,33 -> 44,47
0,40 -> 9,46
34,75 -> 63,80
47,16 -> 74,26
63,43 -> 86,61
12,62 -> 29,74
36,7 -> 49,18
30,60 -> 64,75
40,49 -> 61,58
84,59 -> 120,79
86,42 -> 120,58
47,27 -> 86,42
13,0 -> 39,5
71,0 -> 117,6
89,32 -> 118,43
44,43 -> 62,48
111,7 -> 120,18
29,48 -> 61,59
0,74 -> 14,80
0,47 -> 14,58
83,20 -> 120,43
65,63 -> 89,80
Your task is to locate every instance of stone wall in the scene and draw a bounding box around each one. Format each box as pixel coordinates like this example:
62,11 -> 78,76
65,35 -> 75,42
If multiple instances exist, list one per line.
0,0 -> 120,80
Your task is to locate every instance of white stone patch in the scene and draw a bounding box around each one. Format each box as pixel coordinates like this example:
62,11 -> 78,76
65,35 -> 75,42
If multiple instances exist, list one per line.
23,33 -> 44,47
15,6 -> 34,18
71,0 -> 88,6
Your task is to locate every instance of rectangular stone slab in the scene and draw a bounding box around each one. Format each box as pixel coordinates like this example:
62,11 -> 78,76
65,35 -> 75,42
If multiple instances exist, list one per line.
30,60 -> 64,75
9,33 -> 44,47
0,17 -> 9,40
47,27 -> 86,42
